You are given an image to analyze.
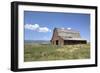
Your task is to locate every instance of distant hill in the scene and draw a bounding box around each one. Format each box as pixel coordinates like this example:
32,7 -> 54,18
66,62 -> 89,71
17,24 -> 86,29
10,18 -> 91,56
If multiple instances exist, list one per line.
25,40 -> 50,44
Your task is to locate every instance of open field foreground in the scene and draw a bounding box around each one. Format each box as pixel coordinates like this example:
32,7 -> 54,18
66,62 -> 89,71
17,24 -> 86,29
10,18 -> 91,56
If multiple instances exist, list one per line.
24,44 -> 90,62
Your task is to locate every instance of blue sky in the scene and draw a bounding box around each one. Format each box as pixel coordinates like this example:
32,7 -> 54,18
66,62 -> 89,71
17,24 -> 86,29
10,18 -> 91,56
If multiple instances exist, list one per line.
24,11 -> 90,42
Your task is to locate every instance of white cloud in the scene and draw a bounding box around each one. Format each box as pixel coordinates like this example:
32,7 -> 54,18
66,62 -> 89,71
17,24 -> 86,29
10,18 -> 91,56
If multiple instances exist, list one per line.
25,24 -> 39,30
67,27 -> 71,30
38,27 -> 51,32
25,24 -> 51,33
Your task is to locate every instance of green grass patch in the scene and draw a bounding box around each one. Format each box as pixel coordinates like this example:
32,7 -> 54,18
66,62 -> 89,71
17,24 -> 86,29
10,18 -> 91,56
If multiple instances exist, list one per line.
24,44 -> 90,62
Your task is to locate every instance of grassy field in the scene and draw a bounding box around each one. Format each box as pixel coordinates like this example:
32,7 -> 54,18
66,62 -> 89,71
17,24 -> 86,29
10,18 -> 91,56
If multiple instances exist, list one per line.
24,44 -> 90,62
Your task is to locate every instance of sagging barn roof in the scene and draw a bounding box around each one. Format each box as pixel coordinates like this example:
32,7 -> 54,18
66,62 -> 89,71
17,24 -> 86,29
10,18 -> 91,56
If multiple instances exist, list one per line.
55,28 -> 86,41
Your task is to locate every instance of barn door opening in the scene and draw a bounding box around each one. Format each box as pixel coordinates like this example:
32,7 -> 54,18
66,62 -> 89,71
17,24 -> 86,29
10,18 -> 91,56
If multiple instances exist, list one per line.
56,40 -> 58,45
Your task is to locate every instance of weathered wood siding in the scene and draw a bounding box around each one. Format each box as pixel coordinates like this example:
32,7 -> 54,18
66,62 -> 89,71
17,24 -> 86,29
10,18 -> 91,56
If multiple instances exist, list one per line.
51,29 -> 59,45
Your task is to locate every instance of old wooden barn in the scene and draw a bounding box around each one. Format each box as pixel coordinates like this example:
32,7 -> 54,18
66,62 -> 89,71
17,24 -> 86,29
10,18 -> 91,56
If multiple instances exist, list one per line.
51,28 -> 87,45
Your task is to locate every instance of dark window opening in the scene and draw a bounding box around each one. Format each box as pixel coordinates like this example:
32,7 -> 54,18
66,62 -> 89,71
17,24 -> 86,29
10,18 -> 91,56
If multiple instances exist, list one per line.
56,40 -> 58,45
